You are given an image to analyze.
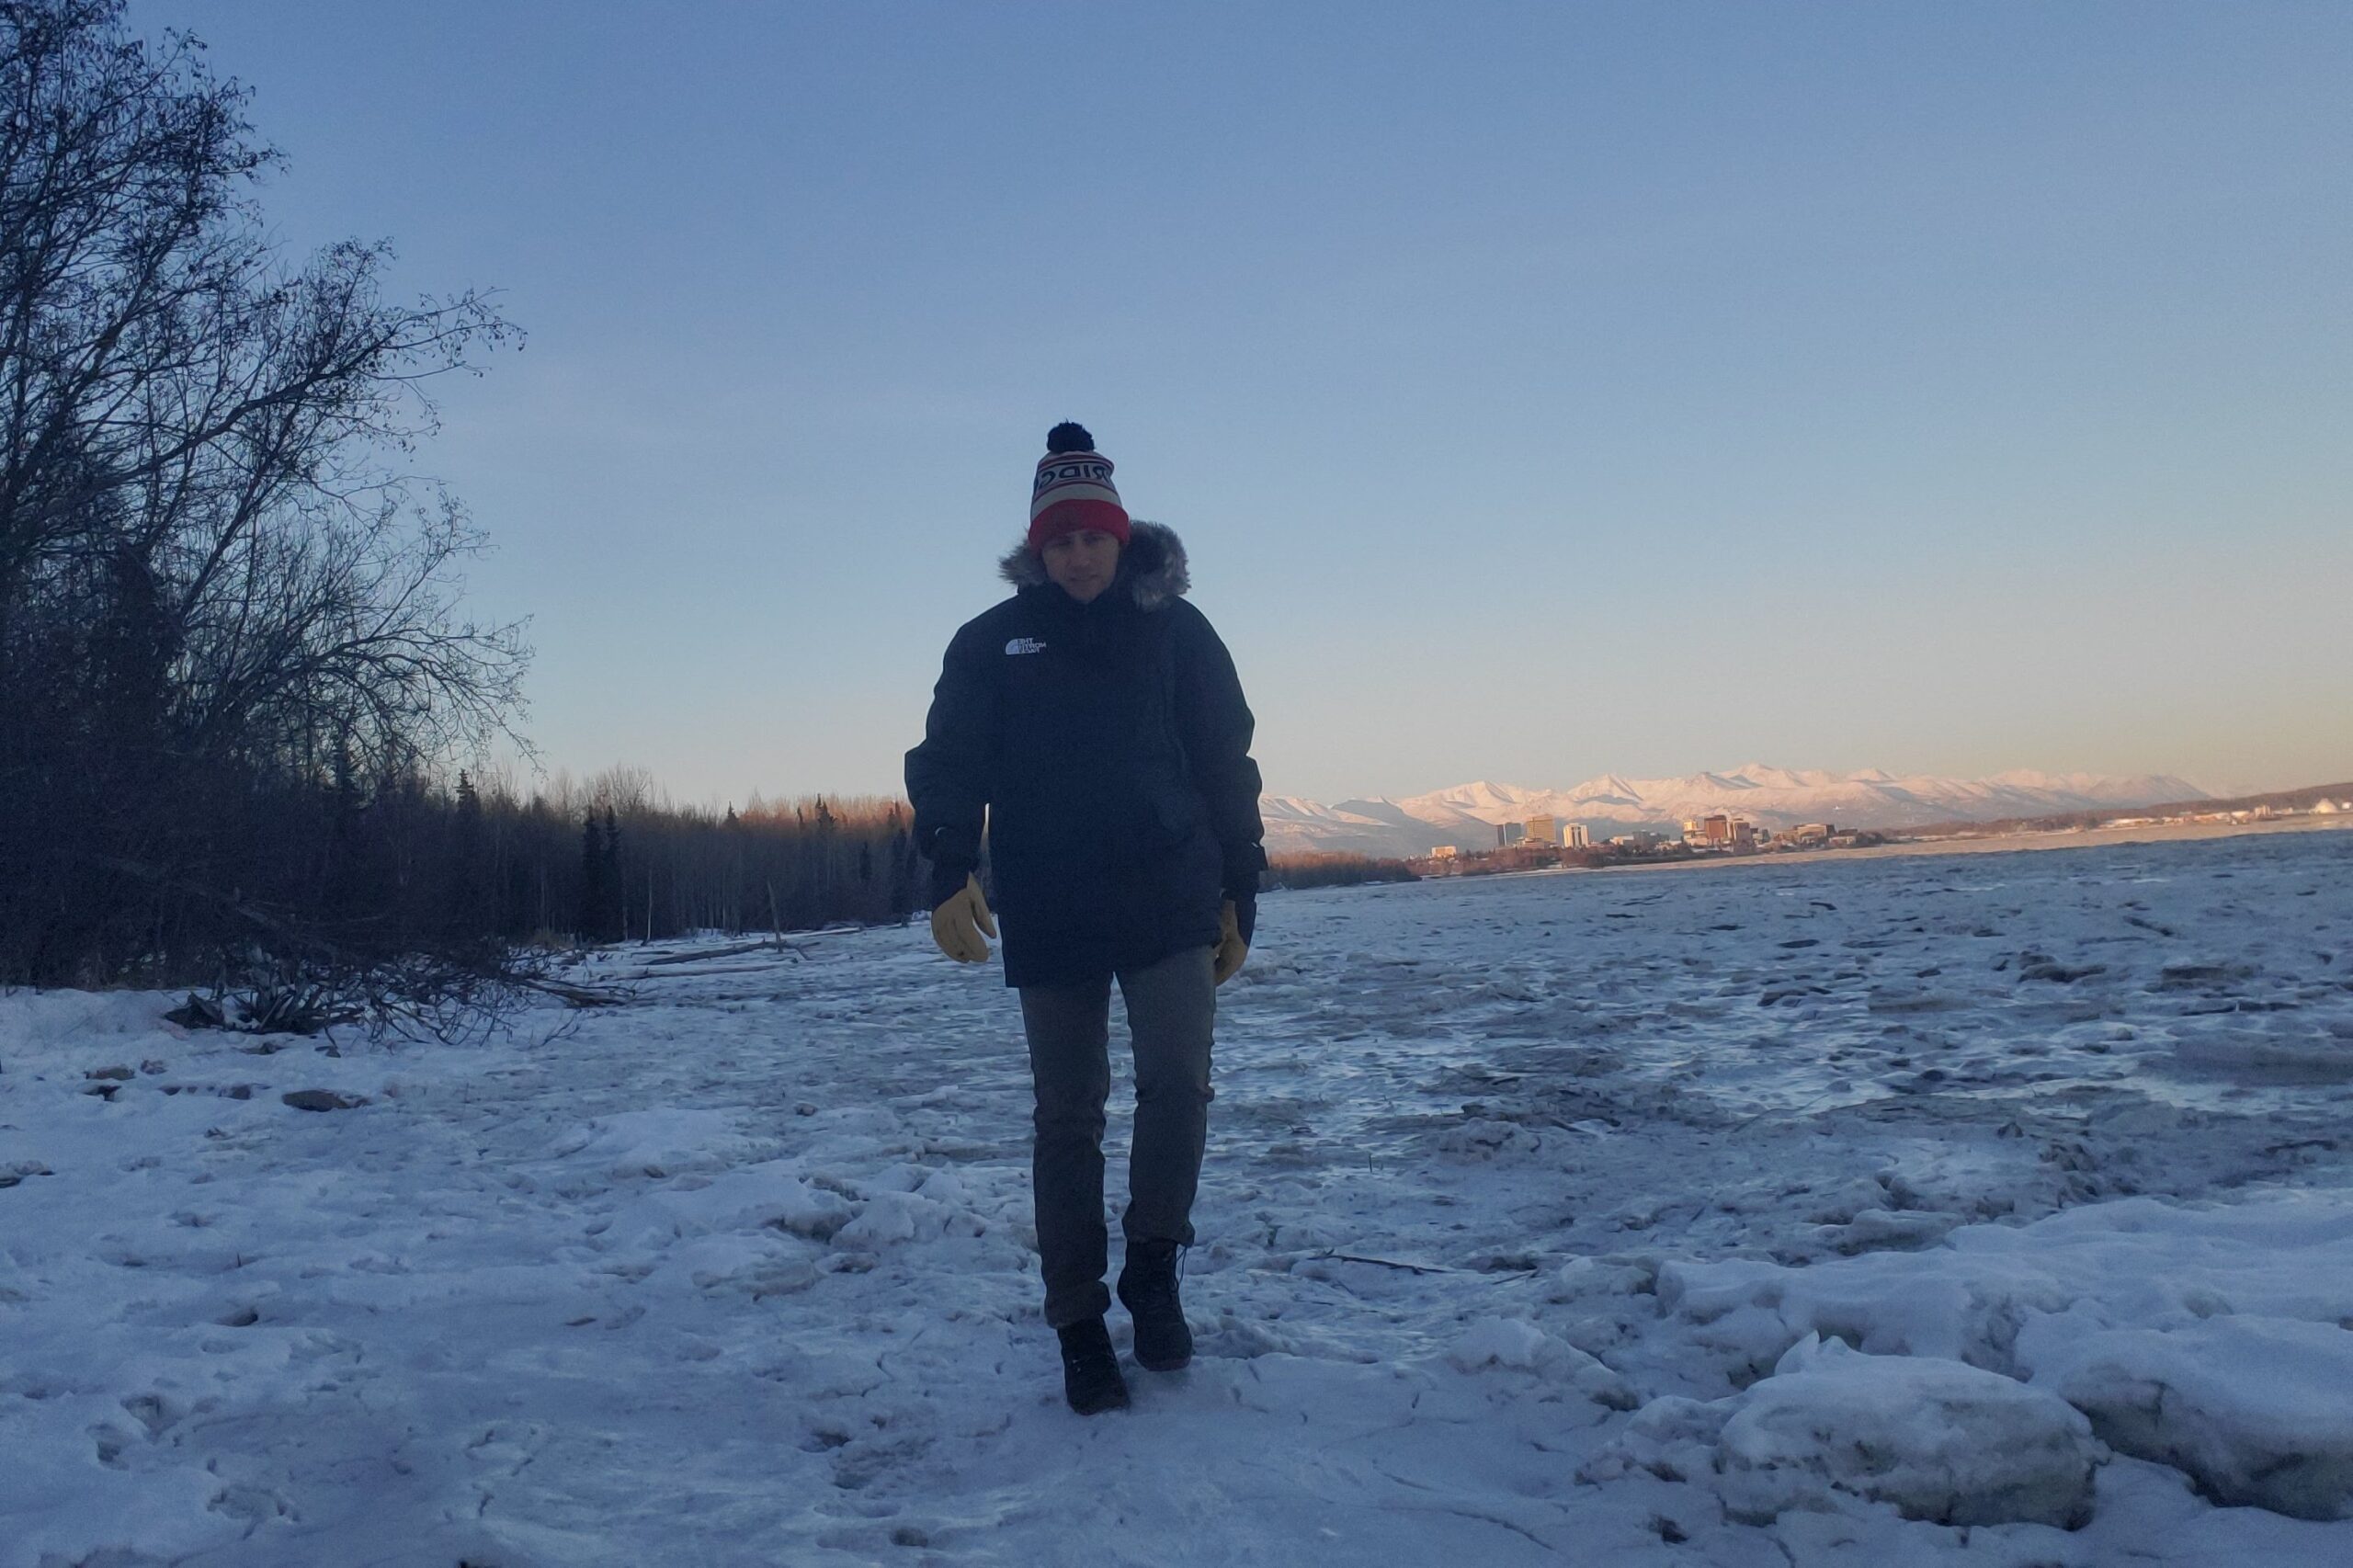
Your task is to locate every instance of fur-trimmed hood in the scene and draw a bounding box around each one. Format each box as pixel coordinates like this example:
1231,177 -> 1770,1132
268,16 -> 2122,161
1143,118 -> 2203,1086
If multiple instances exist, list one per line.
997,519 -> 1191,611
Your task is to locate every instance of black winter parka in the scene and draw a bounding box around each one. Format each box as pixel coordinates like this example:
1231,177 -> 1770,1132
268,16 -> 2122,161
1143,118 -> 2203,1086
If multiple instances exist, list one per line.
904,522 -> 1267,988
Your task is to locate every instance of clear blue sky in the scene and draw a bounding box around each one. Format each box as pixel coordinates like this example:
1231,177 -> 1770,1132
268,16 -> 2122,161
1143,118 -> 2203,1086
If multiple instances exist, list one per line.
140,2 -> 2352,803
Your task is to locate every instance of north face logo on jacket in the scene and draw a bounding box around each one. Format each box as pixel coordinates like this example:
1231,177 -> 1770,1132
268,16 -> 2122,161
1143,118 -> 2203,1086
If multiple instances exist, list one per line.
1005,637 -> 1047,655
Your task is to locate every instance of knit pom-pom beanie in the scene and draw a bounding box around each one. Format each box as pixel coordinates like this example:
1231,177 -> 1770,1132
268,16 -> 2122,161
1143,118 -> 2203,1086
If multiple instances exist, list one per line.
1029,422 -> 1130,550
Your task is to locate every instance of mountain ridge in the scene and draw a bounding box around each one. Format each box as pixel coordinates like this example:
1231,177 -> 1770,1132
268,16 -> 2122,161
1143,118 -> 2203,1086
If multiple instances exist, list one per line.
1262,765 -> 2209,858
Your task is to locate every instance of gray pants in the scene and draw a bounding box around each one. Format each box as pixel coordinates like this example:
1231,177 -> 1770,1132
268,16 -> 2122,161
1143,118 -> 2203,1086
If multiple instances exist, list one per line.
1017,945 -> 1217,1328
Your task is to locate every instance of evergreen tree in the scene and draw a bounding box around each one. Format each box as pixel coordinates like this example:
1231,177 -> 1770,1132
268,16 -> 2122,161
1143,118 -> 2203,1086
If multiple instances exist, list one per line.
324,733 -> 361,919
812,795 -> 836,917
447,770 -> 483,937
722,802 -> 744,932
887,824 -> 916,926
602,805 -> 623,941
577,812 -> 605,942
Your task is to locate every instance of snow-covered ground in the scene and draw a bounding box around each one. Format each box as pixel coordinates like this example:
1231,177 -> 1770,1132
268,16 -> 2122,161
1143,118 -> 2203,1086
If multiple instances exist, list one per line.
6,827 -> 2352,1566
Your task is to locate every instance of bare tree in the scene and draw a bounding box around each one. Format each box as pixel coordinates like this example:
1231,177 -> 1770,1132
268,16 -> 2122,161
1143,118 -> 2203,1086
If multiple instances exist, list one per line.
0,0 -> 525,983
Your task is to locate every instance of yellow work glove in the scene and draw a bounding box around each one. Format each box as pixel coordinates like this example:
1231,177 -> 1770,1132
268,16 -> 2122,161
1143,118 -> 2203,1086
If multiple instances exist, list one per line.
929,874 -> 997,963
1212,898 -> 1247,985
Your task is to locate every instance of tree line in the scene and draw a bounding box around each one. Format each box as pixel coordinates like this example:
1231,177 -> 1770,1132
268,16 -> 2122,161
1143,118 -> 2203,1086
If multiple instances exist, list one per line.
452,774 -> 923,948
1264,852 -> 1420,891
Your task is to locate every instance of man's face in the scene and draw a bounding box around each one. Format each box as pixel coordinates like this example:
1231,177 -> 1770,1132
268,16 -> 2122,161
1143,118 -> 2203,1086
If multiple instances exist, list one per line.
1040,528 -> 1121,603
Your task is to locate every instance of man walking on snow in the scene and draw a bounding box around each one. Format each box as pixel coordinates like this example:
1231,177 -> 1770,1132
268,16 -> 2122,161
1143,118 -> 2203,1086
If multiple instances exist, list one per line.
904,423 -> 1267,1415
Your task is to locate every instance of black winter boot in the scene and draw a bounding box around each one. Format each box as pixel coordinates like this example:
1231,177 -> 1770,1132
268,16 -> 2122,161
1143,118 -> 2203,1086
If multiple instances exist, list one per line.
1056,1317 -> 1130,1415
1117,1240 -> 1194,1371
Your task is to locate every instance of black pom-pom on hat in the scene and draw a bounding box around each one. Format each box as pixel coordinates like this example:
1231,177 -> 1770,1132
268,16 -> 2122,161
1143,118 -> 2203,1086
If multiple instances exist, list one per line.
1045,422 -> 1095,454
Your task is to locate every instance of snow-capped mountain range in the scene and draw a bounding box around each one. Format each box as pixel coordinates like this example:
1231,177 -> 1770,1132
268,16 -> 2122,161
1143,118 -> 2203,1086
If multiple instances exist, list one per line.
1261,765 -> 2207,858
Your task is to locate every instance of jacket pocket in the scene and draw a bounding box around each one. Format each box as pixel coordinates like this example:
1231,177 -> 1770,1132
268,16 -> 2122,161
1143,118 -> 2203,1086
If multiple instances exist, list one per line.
1131,778 -> 1208,854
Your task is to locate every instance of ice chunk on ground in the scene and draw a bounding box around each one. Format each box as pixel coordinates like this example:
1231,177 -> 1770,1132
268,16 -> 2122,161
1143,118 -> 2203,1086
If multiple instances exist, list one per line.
1717,1335 -> 2104,1528
1657,1189 -> 2353,1392
1447,1316 -> 1552,1370
1444,1316 -> 1642,1408
2029,1315 -> 2353,1520
1577,1394 -> 1732,1486
1824,1207 -> 1963,1254
767,1176 -> 855,1239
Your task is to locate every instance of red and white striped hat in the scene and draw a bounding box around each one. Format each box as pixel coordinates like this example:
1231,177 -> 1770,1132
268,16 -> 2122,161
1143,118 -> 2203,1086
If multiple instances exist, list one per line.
1029,422 -> 1131,551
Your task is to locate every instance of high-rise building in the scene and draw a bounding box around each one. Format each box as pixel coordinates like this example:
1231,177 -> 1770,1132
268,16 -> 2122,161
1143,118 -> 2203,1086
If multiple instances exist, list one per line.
1565,823 -> 1590,848
1525,814 -> 1559,846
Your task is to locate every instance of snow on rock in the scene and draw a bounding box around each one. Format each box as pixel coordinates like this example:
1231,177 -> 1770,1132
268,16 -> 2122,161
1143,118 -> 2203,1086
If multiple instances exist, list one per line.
1715,1335 -> 2103,1528
2029,1317 -> 2353,1520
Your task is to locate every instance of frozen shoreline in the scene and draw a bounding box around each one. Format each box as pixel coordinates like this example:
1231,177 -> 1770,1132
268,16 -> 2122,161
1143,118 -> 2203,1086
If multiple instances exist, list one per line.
5,830 -> 2351,1564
